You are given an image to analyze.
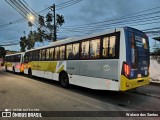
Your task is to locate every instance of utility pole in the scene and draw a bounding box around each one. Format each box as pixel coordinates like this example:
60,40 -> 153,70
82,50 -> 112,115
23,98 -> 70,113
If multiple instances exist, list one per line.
51,4 -> 56,41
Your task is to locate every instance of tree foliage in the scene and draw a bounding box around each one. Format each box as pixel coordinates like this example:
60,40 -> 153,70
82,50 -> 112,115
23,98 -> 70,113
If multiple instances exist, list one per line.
0,47 -> 6,58
20,7 -> 65,51
19,36 -> 27,52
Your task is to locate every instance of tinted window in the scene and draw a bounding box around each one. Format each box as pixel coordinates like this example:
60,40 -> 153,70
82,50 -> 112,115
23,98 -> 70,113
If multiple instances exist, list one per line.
60,46 -> 65,59
24,53 -> 29,63
46,49 -> 50,60
55,47 -> 60,59
35,50 -> 39,61
39,50 -> 42,60
72,43 -> 79,59
29,52 -> 32,61
102,36 -> 116,58
81,41 -> 89,59
66,44 -> 73,59
103,37 -> 109,57
50,48 -> 54,60
90,39 -> 100,58
109,36 -> 116,57
42,49 -> 46,61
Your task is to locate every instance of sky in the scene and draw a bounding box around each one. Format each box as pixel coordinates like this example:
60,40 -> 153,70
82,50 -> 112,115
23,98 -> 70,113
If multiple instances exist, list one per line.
0,0 -> 160,51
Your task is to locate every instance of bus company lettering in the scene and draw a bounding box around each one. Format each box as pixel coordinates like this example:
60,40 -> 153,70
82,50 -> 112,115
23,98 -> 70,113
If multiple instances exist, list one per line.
67,67 -> 75,71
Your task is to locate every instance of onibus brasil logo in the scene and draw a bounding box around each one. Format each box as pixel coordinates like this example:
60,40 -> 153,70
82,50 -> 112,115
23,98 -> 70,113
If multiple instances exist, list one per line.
2,109 -> 42,118
2,109 -> 11,117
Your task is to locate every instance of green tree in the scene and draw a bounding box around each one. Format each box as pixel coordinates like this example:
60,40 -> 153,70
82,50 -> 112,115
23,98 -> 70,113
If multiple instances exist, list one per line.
38,15 -> 45,27
38,12 -> 65,42
19,36 -> 27,52
0,47 -> 6,58
56,14 -> 65,28
19,6 -> 65,51
26,31 -> 35,50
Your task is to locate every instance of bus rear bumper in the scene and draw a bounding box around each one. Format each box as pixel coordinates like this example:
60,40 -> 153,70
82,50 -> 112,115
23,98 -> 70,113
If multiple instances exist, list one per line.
120,75 -> 150,91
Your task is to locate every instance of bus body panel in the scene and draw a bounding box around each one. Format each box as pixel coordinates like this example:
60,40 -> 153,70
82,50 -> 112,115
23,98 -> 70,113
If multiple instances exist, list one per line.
69,74 -> 119,91
66,60 -> 119,80
24,61 -> 66,81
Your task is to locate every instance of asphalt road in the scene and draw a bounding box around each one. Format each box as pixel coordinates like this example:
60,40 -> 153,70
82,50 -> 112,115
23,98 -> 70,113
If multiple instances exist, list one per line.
0,67 -> 160,120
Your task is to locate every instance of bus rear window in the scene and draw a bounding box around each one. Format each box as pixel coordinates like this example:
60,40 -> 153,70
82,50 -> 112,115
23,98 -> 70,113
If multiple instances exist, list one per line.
134,35 -> 148,49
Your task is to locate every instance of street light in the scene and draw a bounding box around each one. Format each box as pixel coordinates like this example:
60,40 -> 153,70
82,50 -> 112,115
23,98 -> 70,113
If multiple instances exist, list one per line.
27,14 -> 35,23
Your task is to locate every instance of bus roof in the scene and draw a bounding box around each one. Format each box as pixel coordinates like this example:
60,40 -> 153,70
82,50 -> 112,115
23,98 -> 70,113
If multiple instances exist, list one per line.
5,52 -> 25,57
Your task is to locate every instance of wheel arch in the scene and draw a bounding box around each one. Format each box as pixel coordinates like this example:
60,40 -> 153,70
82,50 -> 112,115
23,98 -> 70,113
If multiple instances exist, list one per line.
59,70 -> 68,81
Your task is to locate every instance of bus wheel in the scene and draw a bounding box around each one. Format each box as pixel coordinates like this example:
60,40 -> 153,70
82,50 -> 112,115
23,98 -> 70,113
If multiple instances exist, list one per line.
28,69 -> 32,78
59,72 -> 69,88
12,67 -> 15,74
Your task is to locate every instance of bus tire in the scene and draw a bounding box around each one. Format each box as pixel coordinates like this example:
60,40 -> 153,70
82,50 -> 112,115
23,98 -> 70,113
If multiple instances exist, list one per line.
59,72 -> 69,88
28,69 -> 32,78
12,67 -> 15,74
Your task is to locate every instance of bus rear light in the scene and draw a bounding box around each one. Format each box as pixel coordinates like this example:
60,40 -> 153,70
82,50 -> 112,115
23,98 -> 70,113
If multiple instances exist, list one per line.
123,63 -> 130,77
16,65 -> 20,69
21,64 -> 24,70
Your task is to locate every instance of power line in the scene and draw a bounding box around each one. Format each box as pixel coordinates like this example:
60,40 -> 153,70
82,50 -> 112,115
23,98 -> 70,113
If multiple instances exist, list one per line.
1,0 -> 83,29
62,6 -> 160,28
56,0 -> 82,10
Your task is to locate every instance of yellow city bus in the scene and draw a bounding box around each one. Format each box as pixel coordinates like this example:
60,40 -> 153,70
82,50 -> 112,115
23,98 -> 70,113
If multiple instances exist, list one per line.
5,53 -> 24,73
23,27 -> 150,91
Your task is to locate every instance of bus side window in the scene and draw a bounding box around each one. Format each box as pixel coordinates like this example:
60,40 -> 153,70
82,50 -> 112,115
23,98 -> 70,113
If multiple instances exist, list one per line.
66,44 -> 73,59
35,50 -> 39,61
24,54 -> 28,63
72,43 -> 79,59
39,50 -> 42,61
50,48 -> 54,60
17,55 -> 21,62
32,51 -> 35,61
55,47 -> 60,60
46,48 -> 50,61
42,49 -> 46,61
103,37 -> 109,58
60,46 -> 65,60
90,39 -> 100,59
15,55 -> 17,62
81,41 -> 89,59
29,52 -> 32,61
109,36 -> 116,57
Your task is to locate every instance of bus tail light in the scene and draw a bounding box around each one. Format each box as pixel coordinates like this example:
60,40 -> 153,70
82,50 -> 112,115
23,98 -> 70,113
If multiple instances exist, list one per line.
123,63 -> 130,77
21,63 -> 24,71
